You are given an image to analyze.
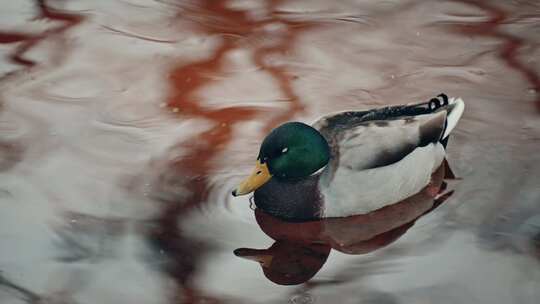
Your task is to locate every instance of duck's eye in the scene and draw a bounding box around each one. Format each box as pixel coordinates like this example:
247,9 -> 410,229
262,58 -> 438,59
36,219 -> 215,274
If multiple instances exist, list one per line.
281,147 -> 288,154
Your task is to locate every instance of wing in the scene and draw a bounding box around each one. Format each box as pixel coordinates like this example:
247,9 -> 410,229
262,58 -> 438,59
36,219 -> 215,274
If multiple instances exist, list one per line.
314,105 -> 447,179
312,98 -> 454,217
325,111 -> 446,173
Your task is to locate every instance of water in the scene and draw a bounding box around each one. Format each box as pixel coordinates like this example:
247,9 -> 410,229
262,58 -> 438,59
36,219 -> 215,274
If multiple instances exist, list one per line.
0,0 -> 539,303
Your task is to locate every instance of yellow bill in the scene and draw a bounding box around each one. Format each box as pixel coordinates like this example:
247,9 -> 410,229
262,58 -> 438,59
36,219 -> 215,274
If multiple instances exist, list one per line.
232,160 -> 271,196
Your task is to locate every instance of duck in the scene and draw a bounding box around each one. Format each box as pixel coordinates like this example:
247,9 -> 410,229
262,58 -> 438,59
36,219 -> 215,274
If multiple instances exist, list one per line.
231,93 -> 464,221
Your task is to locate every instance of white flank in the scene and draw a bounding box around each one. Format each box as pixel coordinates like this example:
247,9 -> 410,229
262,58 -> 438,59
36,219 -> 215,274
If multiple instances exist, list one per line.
321,143 -> 446,218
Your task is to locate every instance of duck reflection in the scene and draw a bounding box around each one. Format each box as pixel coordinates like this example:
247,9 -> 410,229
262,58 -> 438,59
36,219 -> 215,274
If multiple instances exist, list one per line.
234,242 -> 331,286
234,161 -> 455,285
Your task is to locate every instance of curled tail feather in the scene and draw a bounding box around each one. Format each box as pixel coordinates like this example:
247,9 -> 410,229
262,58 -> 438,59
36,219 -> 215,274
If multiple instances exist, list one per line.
442,97 -> 465,139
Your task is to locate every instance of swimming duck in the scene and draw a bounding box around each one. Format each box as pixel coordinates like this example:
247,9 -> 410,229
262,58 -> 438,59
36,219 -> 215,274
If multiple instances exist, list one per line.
232,94 -> 464,221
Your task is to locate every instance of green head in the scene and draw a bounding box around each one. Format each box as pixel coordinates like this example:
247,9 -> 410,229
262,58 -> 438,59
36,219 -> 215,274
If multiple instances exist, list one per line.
258,122 -> 330,180
232,122 -> 330,197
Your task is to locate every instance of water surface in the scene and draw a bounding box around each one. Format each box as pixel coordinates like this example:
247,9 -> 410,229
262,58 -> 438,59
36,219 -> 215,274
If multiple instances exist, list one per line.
1,0 -> 539,303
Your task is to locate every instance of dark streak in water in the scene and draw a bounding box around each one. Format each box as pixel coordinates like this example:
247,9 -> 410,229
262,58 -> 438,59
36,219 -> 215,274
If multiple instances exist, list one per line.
0,0 -> 83,71
0,273 -> 40,303
0,142 -> 24,172
0,32 -> 33,44
452,0 -> 540,112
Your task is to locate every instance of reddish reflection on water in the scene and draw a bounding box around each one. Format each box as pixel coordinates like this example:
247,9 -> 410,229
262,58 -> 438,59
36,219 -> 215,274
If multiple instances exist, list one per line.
0,0 -> 83,68
154,0 -> 315,301
453,0 -> 540,112
1,0 -> 540,303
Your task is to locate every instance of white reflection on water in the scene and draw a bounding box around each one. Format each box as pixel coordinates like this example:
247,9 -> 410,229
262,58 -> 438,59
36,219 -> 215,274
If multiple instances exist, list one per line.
0,0 -> 539,303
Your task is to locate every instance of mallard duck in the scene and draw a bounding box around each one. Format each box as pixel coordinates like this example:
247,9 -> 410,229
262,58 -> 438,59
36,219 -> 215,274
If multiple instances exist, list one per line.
232,94 -> 464,221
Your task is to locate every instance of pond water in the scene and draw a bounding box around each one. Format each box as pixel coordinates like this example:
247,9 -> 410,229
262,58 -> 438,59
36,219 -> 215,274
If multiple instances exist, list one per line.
0,0 -> 539,303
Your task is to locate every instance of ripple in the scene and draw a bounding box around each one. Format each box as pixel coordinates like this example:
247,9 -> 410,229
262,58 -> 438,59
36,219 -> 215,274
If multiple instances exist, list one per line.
290,293 -> 314,304
0,113 -> 27,139
95,102 -> 166,129
432,12 -> 491,25
30,71 -> 113,102
69,126 -> 151,165
101,25 -> 180,44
